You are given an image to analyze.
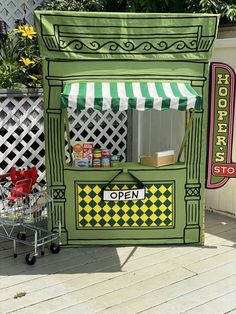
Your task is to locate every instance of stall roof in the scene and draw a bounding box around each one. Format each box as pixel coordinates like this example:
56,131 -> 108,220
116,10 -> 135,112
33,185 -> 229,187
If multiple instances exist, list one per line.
60,82 -> 202,111
35,11 -> 219,62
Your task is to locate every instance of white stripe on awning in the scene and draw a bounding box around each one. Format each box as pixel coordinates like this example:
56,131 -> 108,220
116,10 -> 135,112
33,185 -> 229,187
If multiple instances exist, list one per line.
132,82 -> 146,111
85,82 -> 94,109
163,82 -> 179,110
117,82 -> 128,111
102,82 -> 112,111
147,82 -> 163,110
68,83 -> 79,108
177,83 -> 197,109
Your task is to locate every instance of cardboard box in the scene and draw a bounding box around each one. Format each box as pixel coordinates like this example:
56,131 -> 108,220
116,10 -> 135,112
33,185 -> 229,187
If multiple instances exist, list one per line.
82,142 -> 93,167
73,142 -> 93,167
74,159 -> 89,167
140,150 -> 175,167
72,142 -> 83,160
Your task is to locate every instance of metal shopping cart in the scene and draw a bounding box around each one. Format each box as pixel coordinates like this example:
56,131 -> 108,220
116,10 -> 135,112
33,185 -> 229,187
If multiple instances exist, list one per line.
0,167 -> 61,265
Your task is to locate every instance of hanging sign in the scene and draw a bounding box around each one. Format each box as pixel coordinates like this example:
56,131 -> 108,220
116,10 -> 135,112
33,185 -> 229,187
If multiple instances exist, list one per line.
206,63 -> 236,189
103,188 -> 146,201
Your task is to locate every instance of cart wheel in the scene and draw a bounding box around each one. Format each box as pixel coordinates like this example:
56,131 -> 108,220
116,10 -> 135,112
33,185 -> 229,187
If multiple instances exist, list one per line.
14,253 -> 17,258
25,253 -> 36,265
50,243 -> 60,254
17,232 -> 26,241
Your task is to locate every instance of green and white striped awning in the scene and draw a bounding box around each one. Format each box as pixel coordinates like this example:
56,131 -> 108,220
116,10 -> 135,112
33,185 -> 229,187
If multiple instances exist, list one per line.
61,82 -> 202,111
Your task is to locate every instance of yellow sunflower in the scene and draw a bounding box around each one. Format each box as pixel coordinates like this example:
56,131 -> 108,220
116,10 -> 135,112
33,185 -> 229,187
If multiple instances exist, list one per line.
14,24 -> 37,40
20,57 -> 35,66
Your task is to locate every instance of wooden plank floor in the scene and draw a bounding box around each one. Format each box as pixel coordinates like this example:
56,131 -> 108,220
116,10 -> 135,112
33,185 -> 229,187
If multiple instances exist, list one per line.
0,211 -> 236,314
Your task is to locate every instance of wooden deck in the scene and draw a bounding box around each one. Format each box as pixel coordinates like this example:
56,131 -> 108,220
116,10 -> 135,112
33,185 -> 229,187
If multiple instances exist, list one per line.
0,211 -> 236,314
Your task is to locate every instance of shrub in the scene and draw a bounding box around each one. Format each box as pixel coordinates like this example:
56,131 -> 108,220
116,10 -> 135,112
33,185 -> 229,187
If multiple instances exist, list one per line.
0,22 -> 42,89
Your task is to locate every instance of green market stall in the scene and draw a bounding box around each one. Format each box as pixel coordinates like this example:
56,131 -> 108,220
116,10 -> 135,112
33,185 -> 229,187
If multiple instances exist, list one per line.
35,11 -> 219,245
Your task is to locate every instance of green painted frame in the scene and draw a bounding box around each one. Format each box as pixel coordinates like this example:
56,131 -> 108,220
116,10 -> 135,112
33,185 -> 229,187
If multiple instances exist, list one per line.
35,11 -> 219,245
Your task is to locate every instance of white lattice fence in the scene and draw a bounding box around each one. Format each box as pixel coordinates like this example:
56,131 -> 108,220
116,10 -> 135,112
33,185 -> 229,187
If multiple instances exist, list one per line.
0,90 -> 128,183
0,0 -> 44,30
67,108 -> 127,160
0,89 -> 45,182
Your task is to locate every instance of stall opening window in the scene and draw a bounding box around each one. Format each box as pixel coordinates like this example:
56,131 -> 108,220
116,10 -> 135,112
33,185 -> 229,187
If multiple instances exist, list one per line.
61,81 -> 202,167
139,109 -> 187,162
64,107 -> 128,164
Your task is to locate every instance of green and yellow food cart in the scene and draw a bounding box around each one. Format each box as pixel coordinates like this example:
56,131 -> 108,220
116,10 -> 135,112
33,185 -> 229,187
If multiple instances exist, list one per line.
35,11 -> 219,245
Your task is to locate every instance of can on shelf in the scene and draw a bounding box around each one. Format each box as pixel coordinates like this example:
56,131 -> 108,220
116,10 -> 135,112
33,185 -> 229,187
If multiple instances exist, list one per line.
111,155 -> 121,167
93,158 -> 101,168
101,149 -> 110,157
111,155 -> 120,161
93,149 -> 102,159
101,156 -> 110,167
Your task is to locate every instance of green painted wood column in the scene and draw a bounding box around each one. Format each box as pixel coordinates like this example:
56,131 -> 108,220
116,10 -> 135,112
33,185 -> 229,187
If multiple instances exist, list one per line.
43,67 -> 68,242
185,110 -> 203,242
184,80 -> 207,243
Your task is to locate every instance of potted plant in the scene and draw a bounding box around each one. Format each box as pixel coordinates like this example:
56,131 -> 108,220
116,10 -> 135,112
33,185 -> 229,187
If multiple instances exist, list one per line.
0,21 -> 42,91
0,20 -> 44,179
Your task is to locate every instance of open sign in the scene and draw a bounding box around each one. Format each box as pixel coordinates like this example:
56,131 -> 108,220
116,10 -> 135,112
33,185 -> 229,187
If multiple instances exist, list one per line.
103,188 -> 145,201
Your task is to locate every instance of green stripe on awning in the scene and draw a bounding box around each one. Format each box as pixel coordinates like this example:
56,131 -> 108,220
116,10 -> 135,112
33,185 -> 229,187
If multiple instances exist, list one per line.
60,82 -> 202,111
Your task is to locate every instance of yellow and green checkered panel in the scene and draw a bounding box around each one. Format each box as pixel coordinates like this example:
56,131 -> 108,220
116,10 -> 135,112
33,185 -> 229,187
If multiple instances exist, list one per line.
77,183 -> 174,228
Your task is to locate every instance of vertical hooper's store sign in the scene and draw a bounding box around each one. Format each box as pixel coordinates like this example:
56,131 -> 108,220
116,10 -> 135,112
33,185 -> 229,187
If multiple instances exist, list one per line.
207,63 -> 236,188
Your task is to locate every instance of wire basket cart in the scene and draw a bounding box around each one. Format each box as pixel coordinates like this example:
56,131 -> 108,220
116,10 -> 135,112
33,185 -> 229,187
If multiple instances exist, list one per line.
0,167 -> 61,265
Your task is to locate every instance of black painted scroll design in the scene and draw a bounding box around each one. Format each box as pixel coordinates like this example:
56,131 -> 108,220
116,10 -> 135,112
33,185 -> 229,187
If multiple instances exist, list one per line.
59,38 -> 198,54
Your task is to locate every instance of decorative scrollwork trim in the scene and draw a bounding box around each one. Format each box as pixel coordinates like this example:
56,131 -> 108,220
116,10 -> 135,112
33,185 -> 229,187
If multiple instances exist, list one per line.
59,38 -> 198,53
